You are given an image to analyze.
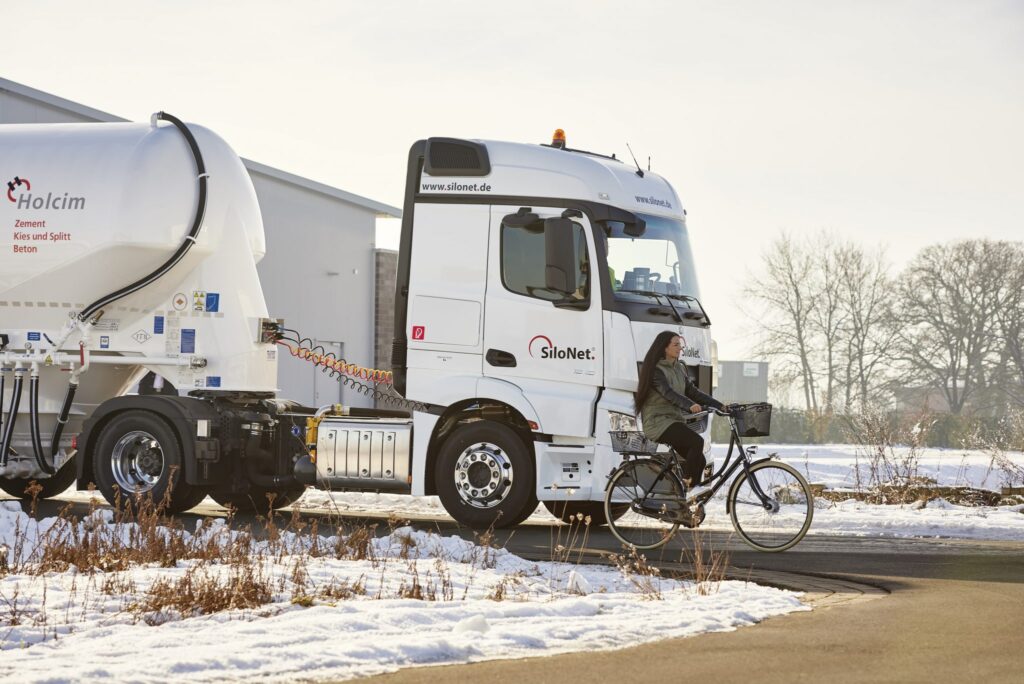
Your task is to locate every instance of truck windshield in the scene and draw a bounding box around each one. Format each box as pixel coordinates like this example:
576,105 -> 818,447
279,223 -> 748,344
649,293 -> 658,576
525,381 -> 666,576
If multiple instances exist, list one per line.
604,213 -> 701,301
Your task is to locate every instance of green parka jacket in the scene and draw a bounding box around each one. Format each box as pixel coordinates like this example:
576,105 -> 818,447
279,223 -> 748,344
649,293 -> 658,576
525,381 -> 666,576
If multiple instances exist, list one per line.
640,359 -> 723,441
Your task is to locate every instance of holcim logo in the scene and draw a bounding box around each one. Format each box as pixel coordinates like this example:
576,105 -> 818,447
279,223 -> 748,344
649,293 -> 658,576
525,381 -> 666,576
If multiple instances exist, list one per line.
528,334 -> 596,360
7,176 -> 86,210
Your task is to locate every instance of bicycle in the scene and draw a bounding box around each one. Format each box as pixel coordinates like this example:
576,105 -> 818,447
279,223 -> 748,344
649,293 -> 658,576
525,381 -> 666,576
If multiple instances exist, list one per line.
604,403 -> 814,552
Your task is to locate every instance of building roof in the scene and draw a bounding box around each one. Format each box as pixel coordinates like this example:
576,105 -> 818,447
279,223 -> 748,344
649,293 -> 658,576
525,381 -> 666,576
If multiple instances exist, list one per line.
0,77 -> 401,218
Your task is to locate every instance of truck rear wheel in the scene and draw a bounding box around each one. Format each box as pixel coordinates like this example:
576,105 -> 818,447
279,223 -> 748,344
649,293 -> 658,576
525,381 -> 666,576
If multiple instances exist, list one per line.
210,486 -> 306,513
0,459 -> 77,501
543,500 -> 629,527
91,410 -> 205,514
435,420 -> 538,529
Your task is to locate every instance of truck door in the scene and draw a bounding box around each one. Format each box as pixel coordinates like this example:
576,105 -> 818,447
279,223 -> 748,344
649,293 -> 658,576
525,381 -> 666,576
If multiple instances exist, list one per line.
482,206 -> 603,437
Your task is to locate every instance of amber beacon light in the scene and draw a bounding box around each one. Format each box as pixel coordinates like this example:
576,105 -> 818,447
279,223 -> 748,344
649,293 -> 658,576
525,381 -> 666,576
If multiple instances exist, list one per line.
551,128 -> 567,149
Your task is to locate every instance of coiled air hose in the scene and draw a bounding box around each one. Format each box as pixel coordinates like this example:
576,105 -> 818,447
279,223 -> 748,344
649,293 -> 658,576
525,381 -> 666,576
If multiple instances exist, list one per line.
275,331 -> 425,411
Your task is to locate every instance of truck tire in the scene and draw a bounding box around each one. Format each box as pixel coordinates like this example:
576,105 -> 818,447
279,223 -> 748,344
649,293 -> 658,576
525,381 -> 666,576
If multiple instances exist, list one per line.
91,410 -> 204,514
0,459 -> 77,500
210,486 -> 306,513
435,420 -> 538,529
543,500 -> 629,527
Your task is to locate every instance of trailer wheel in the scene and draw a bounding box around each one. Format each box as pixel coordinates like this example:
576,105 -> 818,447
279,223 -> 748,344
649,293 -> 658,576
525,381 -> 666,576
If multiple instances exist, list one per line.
0,459 -> 77,500
91,410 -> 203,514
435,420 -> 538,529
543,500 -> 629,527
210,486 -> 306,514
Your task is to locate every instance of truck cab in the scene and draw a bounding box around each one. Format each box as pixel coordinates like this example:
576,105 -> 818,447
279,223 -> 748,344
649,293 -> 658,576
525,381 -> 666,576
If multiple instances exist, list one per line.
391,133 -> 714,528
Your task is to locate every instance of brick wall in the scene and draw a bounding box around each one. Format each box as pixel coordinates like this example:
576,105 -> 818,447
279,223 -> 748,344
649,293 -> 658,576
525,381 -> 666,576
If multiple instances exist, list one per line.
375,249 -> 399,371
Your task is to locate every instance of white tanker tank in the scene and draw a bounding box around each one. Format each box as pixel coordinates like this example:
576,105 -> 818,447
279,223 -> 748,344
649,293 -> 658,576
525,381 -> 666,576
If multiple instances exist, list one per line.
0,114 -> 287,507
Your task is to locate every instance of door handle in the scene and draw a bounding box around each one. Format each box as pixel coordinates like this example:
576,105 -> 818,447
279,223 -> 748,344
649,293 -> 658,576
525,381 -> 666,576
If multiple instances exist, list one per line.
486,349 -> 517,368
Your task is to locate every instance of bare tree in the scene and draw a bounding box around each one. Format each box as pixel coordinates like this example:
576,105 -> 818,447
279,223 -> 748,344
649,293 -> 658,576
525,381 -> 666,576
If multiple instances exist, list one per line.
991,244 -> 1024,407
893,240 -> 1016,414
807,234 -> 848,413
835,243 -> 896,411
745,233 -> 820,411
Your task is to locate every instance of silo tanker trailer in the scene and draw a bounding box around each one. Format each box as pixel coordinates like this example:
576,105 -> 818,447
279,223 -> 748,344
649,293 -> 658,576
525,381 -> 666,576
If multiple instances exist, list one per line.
0,118 -> 715,528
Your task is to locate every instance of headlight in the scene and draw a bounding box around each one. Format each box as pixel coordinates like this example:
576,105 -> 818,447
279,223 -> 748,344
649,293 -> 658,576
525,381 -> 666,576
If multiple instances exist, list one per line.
608,411 -> 638,432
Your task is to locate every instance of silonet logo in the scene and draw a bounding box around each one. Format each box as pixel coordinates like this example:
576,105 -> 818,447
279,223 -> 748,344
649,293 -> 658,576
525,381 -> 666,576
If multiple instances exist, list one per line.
528,334 -> 596,360
677,331 -> 701,359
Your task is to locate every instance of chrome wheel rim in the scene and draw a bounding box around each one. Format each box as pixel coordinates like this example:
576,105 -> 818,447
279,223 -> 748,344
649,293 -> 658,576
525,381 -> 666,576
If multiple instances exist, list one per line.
453,442 -> 513,509
110,430 -> 165,493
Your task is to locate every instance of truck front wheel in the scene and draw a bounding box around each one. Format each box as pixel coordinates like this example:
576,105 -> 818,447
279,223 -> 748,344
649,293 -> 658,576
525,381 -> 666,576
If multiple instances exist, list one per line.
91,410 -> 206,514
435,421 -> 538,529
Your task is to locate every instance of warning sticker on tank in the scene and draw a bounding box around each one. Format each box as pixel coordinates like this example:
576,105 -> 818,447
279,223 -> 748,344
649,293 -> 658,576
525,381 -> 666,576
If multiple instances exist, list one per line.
193,291 -> 206,312
93,319 -> 120,332
172,293 -> 188,311
153,316 -> 164,334
206,376 -> 221,388
131,330 -> 152,345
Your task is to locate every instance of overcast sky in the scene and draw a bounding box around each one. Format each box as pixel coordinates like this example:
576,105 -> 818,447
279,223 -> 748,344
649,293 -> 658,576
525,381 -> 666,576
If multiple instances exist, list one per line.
5,1 -> 1022,361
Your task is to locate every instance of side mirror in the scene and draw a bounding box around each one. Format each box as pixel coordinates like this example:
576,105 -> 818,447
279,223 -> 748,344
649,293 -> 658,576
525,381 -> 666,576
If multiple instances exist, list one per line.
544,217 -> 578,295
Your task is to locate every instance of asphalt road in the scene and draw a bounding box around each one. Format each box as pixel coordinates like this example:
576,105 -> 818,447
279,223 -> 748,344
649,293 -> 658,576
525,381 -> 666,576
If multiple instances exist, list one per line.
8,496 -> 1024,682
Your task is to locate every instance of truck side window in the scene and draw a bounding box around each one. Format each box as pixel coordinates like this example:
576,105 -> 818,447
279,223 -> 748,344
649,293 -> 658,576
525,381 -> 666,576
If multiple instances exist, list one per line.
501,219 -> 589,303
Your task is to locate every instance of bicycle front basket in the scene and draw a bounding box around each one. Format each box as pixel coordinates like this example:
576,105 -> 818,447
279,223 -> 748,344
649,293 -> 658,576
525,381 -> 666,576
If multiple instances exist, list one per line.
735,403 -> 772,437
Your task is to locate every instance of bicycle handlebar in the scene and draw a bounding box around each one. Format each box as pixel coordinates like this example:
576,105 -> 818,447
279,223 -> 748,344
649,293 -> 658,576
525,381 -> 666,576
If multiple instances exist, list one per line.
685,404 -> 744,421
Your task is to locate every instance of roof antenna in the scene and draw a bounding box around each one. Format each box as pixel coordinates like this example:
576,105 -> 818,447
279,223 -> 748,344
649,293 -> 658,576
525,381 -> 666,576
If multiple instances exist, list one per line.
647,156 -> 651,171
626,143 -> 644,178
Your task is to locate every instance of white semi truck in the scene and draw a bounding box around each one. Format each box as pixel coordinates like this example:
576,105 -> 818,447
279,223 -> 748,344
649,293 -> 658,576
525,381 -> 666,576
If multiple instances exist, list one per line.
0,118 -> 714,528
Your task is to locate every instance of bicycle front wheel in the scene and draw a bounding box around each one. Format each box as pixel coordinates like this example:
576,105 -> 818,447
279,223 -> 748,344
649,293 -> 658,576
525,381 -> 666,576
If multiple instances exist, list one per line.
604,459 -> 683,550
727,460 -> 813,552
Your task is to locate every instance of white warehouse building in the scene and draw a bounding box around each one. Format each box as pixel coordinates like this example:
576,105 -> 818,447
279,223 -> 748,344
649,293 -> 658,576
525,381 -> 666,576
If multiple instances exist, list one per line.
0,77 -> 401,408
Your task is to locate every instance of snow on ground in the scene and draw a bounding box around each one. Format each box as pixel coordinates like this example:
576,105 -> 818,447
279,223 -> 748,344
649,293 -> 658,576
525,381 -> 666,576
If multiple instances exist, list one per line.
0,502 -> 805,683
291,444 -> 1024,542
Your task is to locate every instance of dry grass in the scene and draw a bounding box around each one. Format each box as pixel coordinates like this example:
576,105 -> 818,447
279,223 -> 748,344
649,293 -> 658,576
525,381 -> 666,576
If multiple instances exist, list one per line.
1,483 -> 737,650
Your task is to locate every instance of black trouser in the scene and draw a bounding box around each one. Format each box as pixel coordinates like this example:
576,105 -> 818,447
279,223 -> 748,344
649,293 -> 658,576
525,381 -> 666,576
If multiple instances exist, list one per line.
658,422 -> 706,484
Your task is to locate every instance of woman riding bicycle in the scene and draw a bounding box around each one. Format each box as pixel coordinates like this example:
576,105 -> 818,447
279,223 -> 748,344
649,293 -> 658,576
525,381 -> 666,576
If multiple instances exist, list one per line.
635,330 -> 725,488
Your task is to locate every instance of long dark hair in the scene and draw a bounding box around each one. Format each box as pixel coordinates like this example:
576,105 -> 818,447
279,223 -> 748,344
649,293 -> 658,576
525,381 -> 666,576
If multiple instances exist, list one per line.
635,330 -> 679,410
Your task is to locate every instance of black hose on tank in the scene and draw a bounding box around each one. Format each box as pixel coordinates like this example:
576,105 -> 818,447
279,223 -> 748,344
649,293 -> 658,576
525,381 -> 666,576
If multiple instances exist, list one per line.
79,112 -> 208,321
49,382 -> 77,467
0,372 -> 24,469
0,372 -> 6,465
29,375 -> 55,475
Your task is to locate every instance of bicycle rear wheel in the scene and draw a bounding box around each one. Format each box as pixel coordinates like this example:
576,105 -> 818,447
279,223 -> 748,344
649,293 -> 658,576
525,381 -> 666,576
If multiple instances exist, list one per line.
727,460 -> 813,552
604,459 -> 683,550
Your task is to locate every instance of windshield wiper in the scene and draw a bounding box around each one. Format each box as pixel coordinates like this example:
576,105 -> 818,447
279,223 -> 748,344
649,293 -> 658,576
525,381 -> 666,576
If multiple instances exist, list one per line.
617,289 -> 712,327
665,294 -> 712,326
617,288 -> 684,323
